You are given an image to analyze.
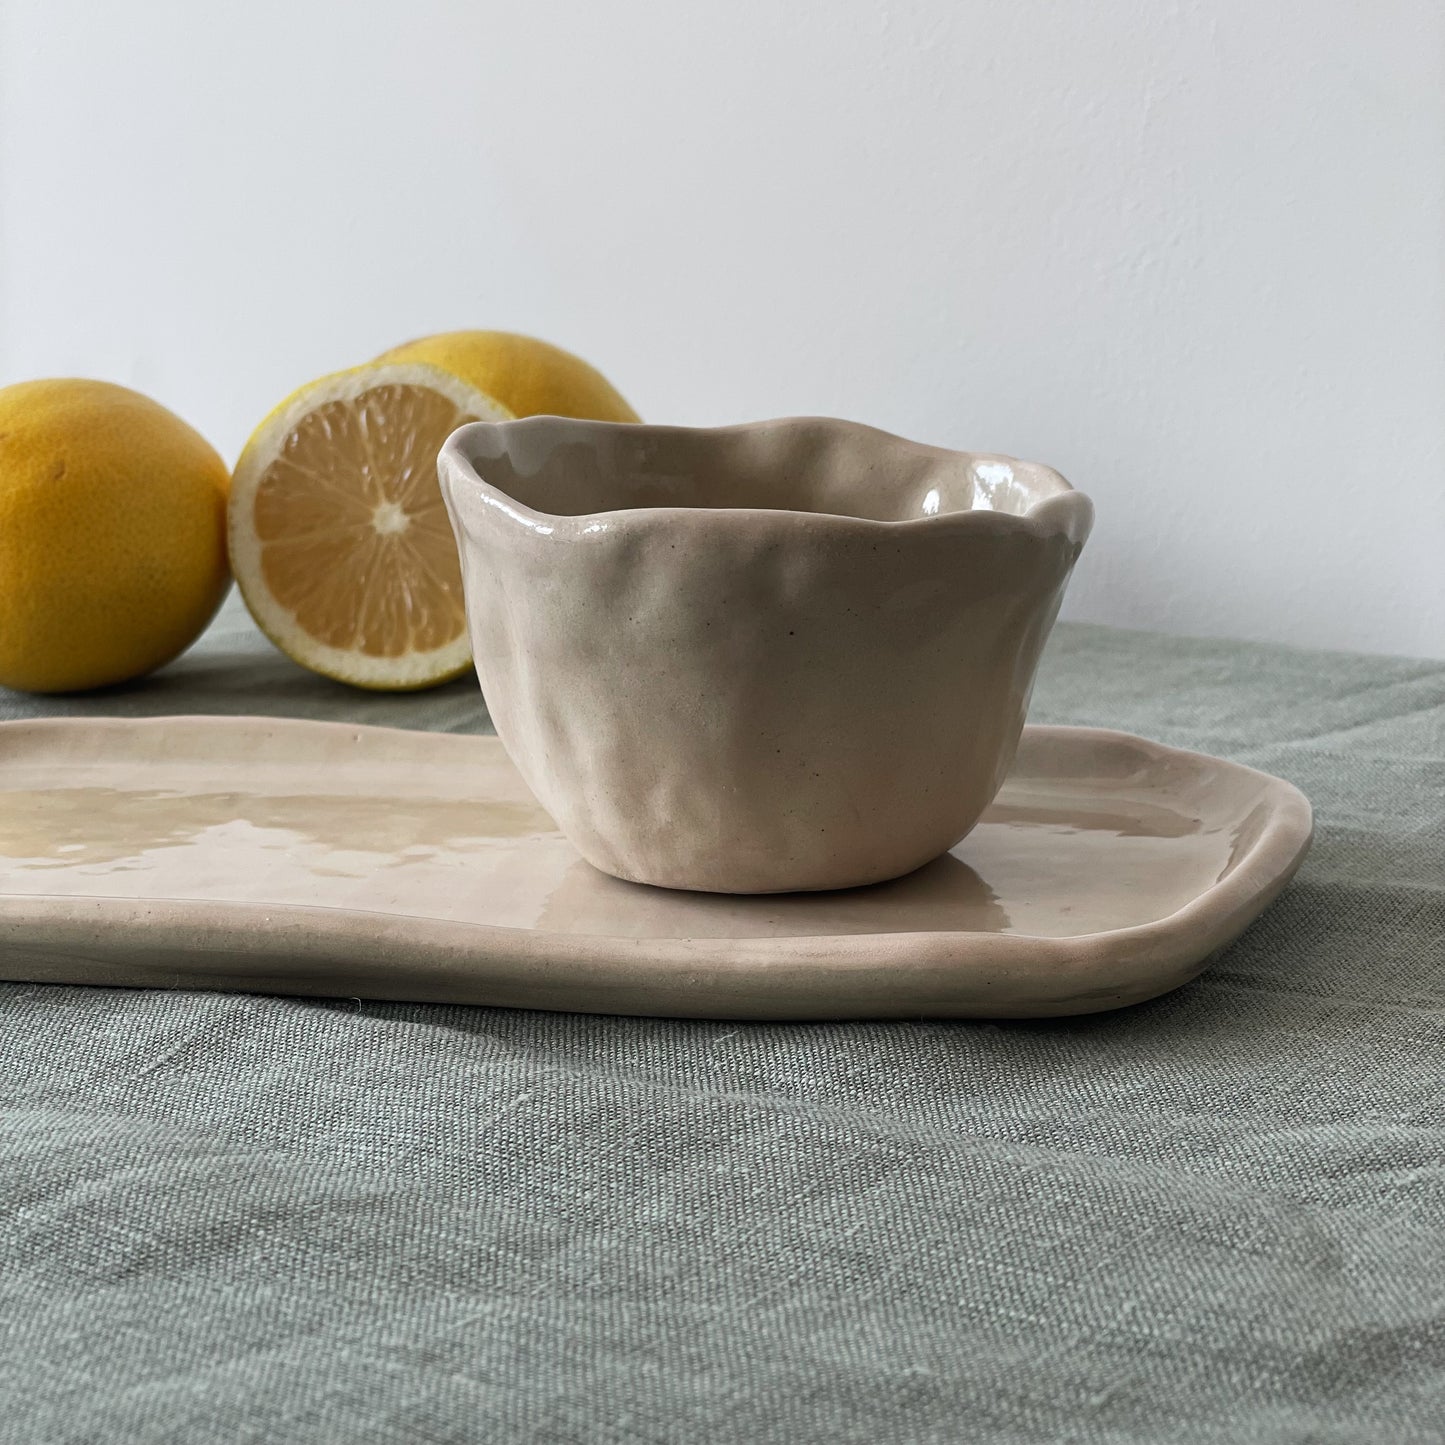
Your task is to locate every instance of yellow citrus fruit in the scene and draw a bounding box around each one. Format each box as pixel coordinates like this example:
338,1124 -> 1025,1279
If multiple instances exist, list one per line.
228,361 -> 509,691
375,330 -> 640,423
0,378 -> 230,694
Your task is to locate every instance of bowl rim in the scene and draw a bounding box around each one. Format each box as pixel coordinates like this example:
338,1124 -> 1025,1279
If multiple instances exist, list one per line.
439,414 -> 1094,545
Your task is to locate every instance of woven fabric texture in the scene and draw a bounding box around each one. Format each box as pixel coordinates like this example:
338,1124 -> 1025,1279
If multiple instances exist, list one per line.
1,595 -> 1442,1444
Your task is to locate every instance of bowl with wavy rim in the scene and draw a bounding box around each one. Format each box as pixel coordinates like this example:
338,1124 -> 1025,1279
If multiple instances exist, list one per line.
438,416 -> 1093,894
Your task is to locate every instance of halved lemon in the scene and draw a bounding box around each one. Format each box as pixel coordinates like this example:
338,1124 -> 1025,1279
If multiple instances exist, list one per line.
229,362 -> 509,690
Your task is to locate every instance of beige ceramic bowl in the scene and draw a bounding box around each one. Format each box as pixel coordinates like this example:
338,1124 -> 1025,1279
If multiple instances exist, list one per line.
438,417 -> 1093,894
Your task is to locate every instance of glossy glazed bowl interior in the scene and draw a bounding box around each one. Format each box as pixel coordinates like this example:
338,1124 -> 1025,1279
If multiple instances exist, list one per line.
444,416 -> 1081,521
439,416 -> 1093,894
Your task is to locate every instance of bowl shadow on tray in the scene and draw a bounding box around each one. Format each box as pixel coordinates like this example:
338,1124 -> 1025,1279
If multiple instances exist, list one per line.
530,848 -> 1011,942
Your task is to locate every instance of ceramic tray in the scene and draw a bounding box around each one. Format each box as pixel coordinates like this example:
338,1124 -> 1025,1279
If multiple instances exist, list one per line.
0,717 -> 1311,1019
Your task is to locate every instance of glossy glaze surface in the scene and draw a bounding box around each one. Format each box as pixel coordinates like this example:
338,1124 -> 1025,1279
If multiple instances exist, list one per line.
439,417 -> 1094,893
0,717 -> 1312,1018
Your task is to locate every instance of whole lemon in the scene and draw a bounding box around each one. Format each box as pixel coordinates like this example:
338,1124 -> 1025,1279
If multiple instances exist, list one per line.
374,330 -> 640,422
0,379 -> 230,693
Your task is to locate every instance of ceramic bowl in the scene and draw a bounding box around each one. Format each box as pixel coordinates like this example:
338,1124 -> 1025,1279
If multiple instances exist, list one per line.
438,416 -> 1093,894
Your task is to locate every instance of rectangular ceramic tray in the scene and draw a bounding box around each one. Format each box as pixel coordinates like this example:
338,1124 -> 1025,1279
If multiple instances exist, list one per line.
0,717 -> 1311,1018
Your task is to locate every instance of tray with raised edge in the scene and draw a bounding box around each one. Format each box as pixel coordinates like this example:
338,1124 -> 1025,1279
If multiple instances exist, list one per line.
0,717 -> 1312,1019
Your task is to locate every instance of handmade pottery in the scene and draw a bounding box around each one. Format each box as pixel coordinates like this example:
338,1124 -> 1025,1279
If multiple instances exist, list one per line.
0,717 -> 1312,1018
438,417 -> 1094,893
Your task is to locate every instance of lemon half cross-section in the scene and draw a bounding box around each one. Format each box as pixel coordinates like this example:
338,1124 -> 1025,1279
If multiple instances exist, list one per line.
229,362 -> 509,690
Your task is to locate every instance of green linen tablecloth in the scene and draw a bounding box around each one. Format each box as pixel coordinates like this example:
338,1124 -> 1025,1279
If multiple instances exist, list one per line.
1,594 -> 1442,1444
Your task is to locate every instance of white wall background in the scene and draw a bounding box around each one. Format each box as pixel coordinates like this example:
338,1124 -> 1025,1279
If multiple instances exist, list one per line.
2,0 -> 1441,658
